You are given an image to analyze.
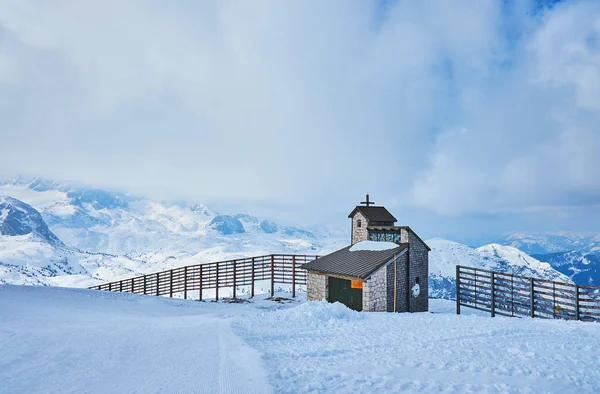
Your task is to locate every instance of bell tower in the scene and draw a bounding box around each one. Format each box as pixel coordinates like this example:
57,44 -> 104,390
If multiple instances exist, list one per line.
347,194 -> 397,244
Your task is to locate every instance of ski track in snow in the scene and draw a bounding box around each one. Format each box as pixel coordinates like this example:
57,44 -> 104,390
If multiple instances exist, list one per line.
2,285 -> 600,394
0,285 -> 272,394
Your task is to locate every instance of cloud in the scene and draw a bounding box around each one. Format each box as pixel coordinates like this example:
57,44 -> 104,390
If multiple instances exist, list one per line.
412,0 -> 600,216
0,0 -> 598,233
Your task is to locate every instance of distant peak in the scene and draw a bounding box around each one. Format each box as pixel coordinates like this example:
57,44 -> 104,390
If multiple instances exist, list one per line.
0,196 -> 65,247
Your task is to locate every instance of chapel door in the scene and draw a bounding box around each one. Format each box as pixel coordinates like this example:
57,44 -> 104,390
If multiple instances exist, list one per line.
327,277 -> 363,312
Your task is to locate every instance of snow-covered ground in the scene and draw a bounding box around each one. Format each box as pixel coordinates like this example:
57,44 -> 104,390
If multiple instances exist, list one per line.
2,285 -> 600,393
0,285 -> 273,394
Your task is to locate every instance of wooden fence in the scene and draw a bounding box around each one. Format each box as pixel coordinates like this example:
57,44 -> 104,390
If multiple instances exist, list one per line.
456,265 -> 600,321
89,254 -> 318,300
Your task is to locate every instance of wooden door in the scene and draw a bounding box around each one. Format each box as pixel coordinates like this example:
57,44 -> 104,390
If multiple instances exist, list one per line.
328,277 -> 363,311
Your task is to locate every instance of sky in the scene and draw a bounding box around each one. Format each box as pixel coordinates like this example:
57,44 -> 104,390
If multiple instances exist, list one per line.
0,0 -> 599,243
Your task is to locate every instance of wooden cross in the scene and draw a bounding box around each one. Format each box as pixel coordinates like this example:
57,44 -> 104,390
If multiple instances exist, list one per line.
361,194 -> 374,206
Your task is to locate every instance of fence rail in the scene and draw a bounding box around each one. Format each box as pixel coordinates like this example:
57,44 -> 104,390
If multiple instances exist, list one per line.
456,265 -> 600,322
89,254 -> 318,300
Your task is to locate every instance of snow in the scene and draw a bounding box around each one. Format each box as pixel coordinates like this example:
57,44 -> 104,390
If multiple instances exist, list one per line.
349,241 -> 399,252
427,238 -> 484,277
0,180 -> 578,299
0,234 -> 145,287
0,185 -> 69,208
411,282 -> 421,297
476,243 -> 566,278
0,180 -> 348,286
503,231 -> 596,254
0,180 -> 347,286
3,285 -> 600,393
0,285 -> 272,394
428,238 -> 570,282
0,205 -> 7,223
235,300 -> 600,393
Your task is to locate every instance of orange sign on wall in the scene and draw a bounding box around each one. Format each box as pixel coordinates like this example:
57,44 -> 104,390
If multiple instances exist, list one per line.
351,280 -> 363,289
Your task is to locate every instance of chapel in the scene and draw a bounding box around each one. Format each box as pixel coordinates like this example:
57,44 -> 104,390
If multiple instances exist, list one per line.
302,195 -> 430,312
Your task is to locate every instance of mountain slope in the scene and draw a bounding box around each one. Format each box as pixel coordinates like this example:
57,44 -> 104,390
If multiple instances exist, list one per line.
532,250 -> 600,286
0,196 -> 64,246
0,178 -> 574,293
0,177 -> 346,262
476,243 -> 566,279
0,233 -> 144,287
501,231 -> 600,286
0,177 -> 346,286
502,232 -> 597,254
0,195 -> 149,287
428,239 -> 570,299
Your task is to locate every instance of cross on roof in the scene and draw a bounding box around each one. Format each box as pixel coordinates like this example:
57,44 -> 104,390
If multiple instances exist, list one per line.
361,193 -> 374,207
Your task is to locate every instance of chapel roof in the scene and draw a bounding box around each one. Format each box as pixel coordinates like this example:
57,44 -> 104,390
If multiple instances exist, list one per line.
301,241 -> 408,280
347,206 -> 397,223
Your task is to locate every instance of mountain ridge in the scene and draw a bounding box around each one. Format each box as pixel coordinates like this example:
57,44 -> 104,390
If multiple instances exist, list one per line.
0,177 -> 580,295
0,178 -> 347,286
0,195 -> 65,247
498,231 -> 600,286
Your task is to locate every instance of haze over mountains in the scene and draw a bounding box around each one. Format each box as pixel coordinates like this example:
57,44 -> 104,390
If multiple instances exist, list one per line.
0,177 -> 595,296
0,177 -> 347,287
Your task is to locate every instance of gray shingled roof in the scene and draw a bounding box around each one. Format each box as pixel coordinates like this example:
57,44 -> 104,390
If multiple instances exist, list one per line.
301,243 -> 408,279
347,206 -> 397,223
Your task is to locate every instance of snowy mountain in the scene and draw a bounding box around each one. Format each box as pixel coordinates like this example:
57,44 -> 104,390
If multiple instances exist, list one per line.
0,177 -> 345,259
531,251 -> 600,286
428,239 -> 570,299
0,233 -> 146,287
500,231 -> 600,286
0,177 -> 347,286
0,198 -> 146,287
0,177 -> 575,295
0,196 -> 64,246
500,231 -> 600,255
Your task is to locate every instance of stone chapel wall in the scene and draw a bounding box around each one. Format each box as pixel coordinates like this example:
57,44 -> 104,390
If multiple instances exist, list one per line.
351,211 -> 369,245
307,272 -> 328,301
408,231 -> 429,312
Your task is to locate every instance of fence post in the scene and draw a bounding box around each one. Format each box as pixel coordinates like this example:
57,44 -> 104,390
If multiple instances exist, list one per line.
530,277 -> 535,318
474,269 -> 478,308
143,275 -> 147,295
184,266 -> 188,300
251,257 -> 255,298
216,262 -> 219,301
169,270 -> 173,298
233,261 -> 237,299
270,255 -> 275,298
491,271 -> 495,318
553,282 -> 556,319
131,278 -> 135,293
199,265 -> 203,301
292,255 -> 296,298
109,282 -> 112,292
119,281 -> 123,292
456,265 -> 461,315
511,274 -> 514,317
156,273 -> 160,296
575,285 -> 580,321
